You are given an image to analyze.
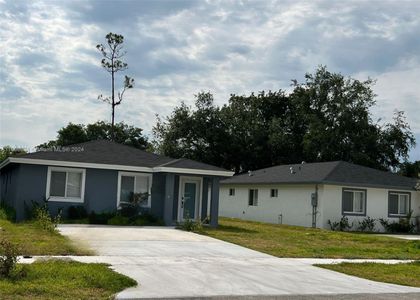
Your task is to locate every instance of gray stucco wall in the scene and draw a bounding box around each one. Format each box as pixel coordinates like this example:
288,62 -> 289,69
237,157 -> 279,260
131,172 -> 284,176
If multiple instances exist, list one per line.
1,163 -> 223,226
1,164 -> 121,220
1,165 -> 21,214
84,168 -> 118,213
0,164 -> 49,220
150,172 -> 166,219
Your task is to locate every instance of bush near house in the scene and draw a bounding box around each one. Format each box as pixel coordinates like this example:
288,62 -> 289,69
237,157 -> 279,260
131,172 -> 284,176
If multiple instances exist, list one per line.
357,216 -> 376,232
379,211 -> 416,233
327,216 -> 353,231
0,204 -> 16,222
85,210 -> 164,226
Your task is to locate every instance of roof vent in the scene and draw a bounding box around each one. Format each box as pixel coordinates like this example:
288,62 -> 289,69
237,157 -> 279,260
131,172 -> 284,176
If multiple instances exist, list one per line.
248,170 -> 253,177
301,161 -> 306,164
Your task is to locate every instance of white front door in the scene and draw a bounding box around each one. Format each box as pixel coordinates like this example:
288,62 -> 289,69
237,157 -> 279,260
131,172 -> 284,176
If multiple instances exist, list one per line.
178,177 -> 202,222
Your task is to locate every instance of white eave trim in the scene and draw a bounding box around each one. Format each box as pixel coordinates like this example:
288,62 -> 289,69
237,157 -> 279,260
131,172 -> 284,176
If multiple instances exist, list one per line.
3,157 -> 153,173
1,157 -> 234,177
154,166 -> 234,177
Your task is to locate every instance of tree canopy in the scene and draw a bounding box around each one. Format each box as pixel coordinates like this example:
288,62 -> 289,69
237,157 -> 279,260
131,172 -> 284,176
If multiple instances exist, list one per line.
37,121 -> 148,150
0,146 -> 27,163
153,67 -> 416,172
399,161 -> 420,178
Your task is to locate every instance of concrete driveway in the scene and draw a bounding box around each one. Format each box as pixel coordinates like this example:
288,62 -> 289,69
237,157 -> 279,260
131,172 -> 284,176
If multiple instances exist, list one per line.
58,225 -> 420,299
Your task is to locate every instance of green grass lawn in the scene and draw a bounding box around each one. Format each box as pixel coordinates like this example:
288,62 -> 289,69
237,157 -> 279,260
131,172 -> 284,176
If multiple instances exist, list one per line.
0,260 -> 137,300
202,218 -> 420,259
0,219 -> 91,256
317,261 -> 420,287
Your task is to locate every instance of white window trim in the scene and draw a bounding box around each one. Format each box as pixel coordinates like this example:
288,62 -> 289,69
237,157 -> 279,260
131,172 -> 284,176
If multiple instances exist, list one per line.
46,166 -> 86,203
116,171 -> 153,208
389,192 -> 410,217
177,176 -> 203,222
342,189 -> 366,215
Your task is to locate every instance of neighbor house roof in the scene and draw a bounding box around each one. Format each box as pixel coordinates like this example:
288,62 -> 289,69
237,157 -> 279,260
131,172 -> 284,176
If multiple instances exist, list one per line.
0,140 -> 233,176
221,161 -> 418,190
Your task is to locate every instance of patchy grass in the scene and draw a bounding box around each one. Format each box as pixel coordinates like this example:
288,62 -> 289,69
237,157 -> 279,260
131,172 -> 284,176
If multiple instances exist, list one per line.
317,261 -> 420,287
0,220 -> 91,256
202,218 -> 420,259
0,260 -> 137,300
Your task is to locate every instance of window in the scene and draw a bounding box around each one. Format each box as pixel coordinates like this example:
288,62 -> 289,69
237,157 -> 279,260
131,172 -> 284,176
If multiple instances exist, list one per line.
229,188 -> 235,196
342,188 -> 366,215
270,189 -> 278,197
118,172 -> 152,207
388,192 -> 410,216
248,189 -> 258,206
47,167 -> 85,202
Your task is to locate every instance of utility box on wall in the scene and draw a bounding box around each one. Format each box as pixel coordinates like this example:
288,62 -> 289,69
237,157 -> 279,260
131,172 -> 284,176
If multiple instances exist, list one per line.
311,193 -> 318,207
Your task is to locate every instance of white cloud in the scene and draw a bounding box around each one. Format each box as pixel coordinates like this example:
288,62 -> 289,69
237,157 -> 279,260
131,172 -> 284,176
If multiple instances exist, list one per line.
0,0 -> 419,160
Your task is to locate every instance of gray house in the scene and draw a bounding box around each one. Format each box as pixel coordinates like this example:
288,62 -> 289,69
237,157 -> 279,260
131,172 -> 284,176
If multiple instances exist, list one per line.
0,140 -> 233,226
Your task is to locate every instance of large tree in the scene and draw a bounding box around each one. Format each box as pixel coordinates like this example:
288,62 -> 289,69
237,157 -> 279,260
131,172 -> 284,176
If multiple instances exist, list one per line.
290,67 -> 415,170
97,32 -> 134,139
153,67 -> 416,172
37,121 -> 148,150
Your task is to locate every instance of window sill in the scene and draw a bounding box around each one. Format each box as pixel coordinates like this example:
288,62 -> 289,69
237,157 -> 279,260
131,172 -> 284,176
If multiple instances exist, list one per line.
48,197 -> 84,203
342,212 -> 365,216
388,214 -> 409,218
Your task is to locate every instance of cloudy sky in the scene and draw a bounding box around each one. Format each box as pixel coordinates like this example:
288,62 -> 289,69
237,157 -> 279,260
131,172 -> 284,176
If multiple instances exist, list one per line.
1,0 -> 419,160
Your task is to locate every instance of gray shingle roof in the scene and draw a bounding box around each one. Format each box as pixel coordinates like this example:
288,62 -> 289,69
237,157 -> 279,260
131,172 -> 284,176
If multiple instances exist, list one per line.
221,161 -> 418,190
15,140 -> 228,172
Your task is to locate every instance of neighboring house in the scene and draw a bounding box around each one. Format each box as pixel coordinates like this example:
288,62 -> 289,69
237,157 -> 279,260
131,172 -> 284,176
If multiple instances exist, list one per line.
0,140 -> 233,226
220,161 -> 420,230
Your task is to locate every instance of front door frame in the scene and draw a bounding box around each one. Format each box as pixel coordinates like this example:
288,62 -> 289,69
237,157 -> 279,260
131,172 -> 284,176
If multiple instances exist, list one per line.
177,176 -> 203,222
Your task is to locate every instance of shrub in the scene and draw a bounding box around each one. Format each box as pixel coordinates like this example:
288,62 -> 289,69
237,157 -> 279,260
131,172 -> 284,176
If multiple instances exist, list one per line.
131,213 -> 164,226
328,216 -> 353,231
0,239 -> 19,278
67,206 -> 87,220
118,203 -> 139,218
33,204 -> 61,233
177,218 -> 203,232
379,211 -> 416,233
358,216 -> 376,232
107,215 -> 130,225
0,203 -> 16,221
88,211 -> 115,224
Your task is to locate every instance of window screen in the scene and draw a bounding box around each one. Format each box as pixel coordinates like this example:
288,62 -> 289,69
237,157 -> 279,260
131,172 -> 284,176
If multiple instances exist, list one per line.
67,172 -> 82,197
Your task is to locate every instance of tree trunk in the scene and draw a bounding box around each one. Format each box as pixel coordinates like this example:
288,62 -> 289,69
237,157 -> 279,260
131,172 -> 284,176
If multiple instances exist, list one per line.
111,58 -> 115,140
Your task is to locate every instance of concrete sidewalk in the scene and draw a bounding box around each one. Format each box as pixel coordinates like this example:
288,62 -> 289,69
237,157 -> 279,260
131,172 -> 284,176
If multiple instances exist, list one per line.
54,225 -> 420,299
